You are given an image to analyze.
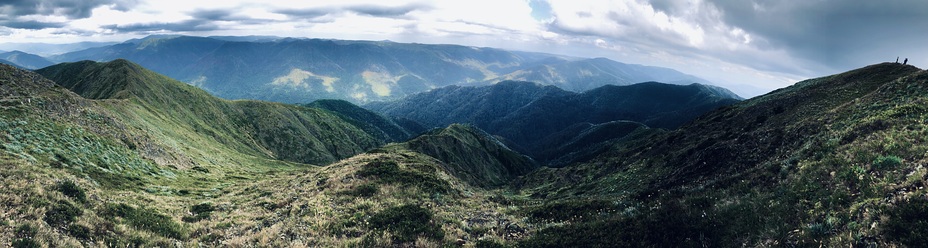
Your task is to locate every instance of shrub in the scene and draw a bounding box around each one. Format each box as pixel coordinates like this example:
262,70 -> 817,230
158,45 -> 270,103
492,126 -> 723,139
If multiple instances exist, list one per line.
15,224 -> 37,238
369,205 -> 444,243
183,202 -> 215,222
884,197 -> 928,246
12,239 -> 40,248
104,203 -> 187,239
68,224 -> 92,240
44,200 -> 82,228
56,180 -> 87,203
873,155 -> 902,170
340,183 -> 379,197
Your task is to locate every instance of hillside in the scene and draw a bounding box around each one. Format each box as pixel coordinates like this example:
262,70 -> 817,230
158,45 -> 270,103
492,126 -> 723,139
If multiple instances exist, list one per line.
6,55 -> 928,246
513,63 -> 928,246
36,60 -> 387,165
391,124 -> 537,187
0,62 -> 538,246
0,51 -> 54,70
52,35 -> 714,103
305,99 -> 415,143
368,80 -> 741,165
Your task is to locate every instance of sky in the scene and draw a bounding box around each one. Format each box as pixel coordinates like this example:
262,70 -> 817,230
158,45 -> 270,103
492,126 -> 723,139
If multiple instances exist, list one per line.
2,0 -> 927,97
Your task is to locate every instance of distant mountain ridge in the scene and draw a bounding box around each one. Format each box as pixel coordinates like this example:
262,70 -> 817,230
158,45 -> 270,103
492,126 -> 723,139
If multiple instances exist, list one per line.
0,51 -> 54,69
51,35 -> 722,104
514,63 -> 928,246
367,80 -> 741,165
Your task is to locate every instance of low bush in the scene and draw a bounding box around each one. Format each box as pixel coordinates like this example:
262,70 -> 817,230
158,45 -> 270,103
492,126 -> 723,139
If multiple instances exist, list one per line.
369,205 -> 444,243
183,202 -> 215,223
873,155 -> 902,170
884,197 -> 928,246
44,200 -> 82,228
56,180 -> 87,203
340,183 -> 379,197
104,203 -> 187,239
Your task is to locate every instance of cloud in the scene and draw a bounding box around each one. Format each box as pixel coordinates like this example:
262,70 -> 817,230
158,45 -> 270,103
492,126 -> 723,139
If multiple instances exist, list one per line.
346,3 -> 431,17
0,0 -> 138,20
0,20 -> 66,30
275,8 -> 330,19
102,19 -> 219,33
704,0 -> 928,69
275,3 -> 431,19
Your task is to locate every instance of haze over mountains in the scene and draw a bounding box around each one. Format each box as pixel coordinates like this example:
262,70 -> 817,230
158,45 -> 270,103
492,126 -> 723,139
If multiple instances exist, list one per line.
3,38 -> 928,246
2,35 -> 725,104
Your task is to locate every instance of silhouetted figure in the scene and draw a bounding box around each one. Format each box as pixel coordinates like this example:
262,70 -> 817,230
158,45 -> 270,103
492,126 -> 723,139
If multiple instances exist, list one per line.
904,58 -> 908,65
896,57 -> 900,63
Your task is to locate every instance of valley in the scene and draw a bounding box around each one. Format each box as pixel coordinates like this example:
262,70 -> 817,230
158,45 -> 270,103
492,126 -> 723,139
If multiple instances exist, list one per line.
1,39 -> 927,247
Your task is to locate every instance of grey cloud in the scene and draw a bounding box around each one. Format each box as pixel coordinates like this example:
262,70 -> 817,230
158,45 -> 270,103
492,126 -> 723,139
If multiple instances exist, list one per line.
705,0 -> 928,70
276,3 -> 431,19
275,8 -> 331,19
102,19 -> 219,33
188,8 -> 275,25
0,20 -> 66,30
346,3 -> 431,17
0,0 -> 138,19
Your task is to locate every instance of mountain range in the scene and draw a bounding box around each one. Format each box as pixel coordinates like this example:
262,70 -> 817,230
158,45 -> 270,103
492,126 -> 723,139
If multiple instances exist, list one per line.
366,80 -> 741,166
46,35 -> 720,104
2,38 -> 927,247
0,51 -> 54,70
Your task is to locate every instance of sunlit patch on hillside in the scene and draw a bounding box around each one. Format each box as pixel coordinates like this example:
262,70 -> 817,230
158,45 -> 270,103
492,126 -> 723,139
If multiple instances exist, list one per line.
361,70 -> 396,97
272,68 -> 339,92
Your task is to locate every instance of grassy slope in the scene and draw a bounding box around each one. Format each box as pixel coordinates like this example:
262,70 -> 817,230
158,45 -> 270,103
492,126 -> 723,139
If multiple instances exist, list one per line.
0,63 -> 533,247
396,124 -> 538,188
514,63 -> 928,246
37,60 -> 382,165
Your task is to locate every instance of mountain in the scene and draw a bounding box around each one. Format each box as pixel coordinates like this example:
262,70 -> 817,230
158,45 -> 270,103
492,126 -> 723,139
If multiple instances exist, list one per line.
0,61 -> 536,246
0,41 -> 118,56
52,35 -> 717,103
305,99 -> 415,142
0,51 -> 54,69
6,50 -> 928,246
36,60 -> 388,165
390,124 -> 537,187
367,80 -> 741,165
497,57 -> 715,92
514,63 -> 928,247
0,58 -> 24,69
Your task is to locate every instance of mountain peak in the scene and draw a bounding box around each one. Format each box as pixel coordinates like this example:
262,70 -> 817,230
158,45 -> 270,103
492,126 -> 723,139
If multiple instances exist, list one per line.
36,59 -> 150,100
400,123 -> 537,187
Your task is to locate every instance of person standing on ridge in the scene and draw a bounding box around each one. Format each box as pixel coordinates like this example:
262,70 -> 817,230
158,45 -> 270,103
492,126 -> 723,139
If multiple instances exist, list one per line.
897,57 -> 900,63
904,58 -> 908,65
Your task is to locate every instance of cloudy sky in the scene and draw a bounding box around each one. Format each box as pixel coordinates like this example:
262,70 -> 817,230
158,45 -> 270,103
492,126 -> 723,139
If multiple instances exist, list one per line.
2,0 -> 927,96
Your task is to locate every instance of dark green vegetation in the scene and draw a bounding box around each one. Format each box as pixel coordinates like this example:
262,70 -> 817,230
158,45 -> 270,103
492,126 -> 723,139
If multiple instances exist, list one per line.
51,35 -> 713,103
306,99 -> 416,142
368,205 -> 445,243
367,80 -> 740,166
515,63 -> 928,246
